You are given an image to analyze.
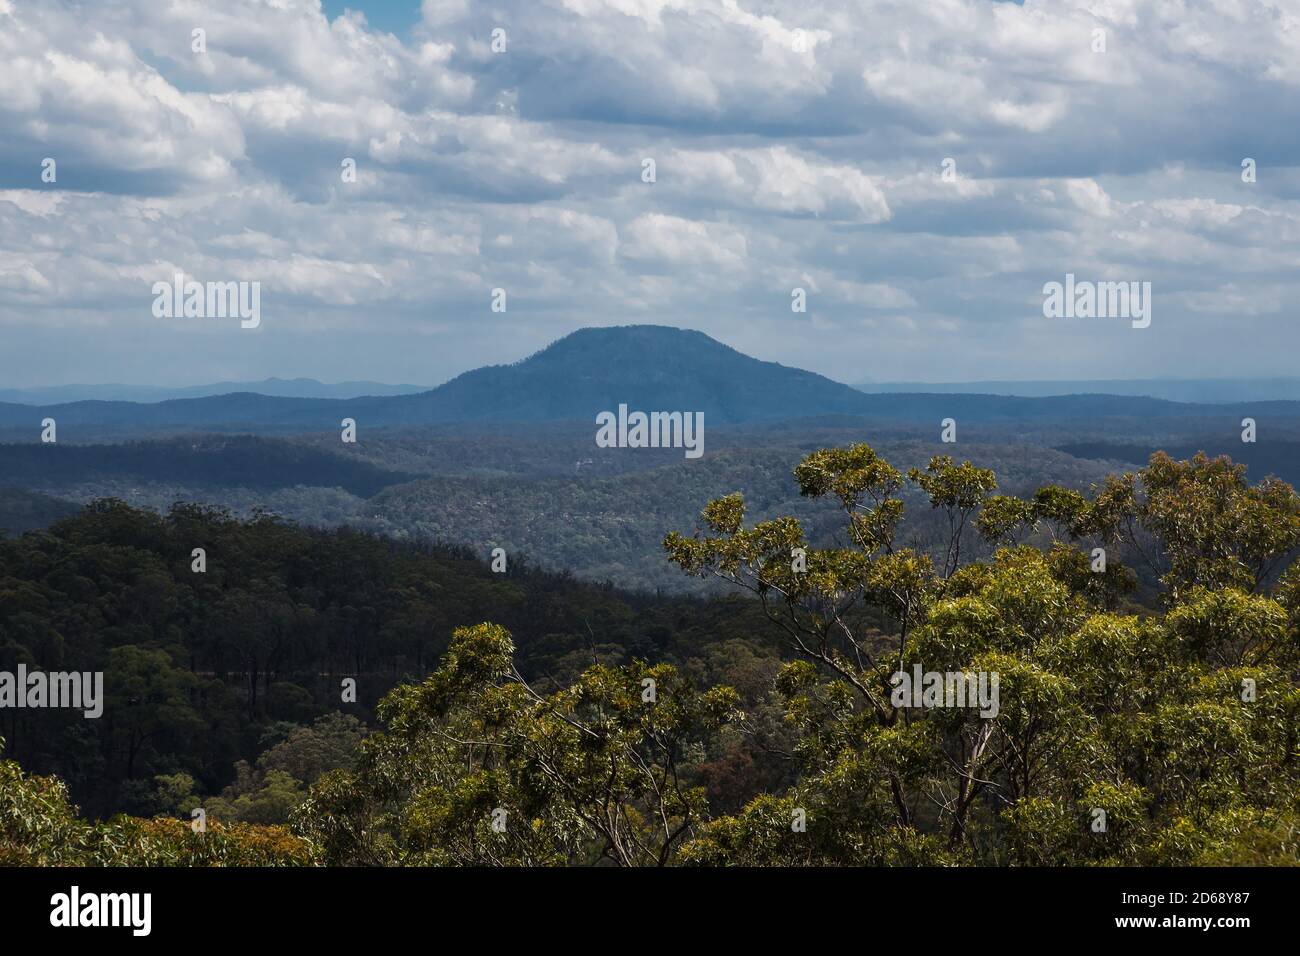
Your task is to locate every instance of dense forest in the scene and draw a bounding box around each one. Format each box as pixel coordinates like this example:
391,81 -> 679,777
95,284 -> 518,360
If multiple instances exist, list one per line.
3,443 -> 1297,865
0,499 -> 790,823
0,425 -> 1147,593
0,435 -> 418,496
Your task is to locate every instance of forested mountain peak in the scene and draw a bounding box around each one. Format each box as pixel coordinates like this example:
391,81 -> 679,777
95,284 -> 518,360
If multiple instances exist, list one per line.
422,324 -> 873,424
5,325 -> 1300,430
520,325 -> 747,367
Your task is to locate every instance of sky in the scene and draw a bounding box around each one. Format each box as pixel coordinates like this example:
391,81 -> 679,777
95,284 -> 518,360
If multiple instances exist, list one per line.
1,0 -> 1299,388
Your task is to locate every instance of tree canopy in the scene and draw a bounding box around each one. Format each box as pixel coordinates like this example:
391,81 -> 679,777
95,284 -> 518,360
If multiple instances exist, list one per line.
294,446 -> 1300,865
3,446 -> 1297,866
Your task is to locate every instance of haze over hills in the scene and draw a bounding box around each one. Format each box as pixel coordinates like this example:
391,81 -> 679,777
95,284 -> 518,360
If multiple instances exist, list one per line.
858,377 -> 1300,403
14,370 -> 1300,410
0,378 -> 430,405
5,324 -> 1300,591
2,325 -> 1300,431
0,325 -> 869,429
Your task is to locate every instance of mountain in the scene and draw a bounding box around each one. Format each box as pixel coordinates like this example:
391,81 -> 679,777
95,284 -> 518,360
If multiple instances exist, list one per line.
0,378 -> 429,404
3,325 -> 1300,431
374,325 -> 876,424
0,325 -> 874,429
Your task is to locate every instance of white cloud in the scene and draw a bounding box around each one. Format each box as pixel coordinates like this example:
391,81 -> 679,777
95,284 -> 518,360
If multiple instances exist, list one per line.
621,213 -> 748,269
1,0 -> 1300,386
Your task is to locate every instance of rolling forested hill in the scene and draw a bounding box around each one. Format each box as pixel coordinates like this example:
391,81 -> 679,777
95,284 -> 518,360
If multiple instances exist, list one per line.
0,435 -> 418,497
0,427 -> 1138,593
0,487 -> 79,534
1058,439 -> 1300,489
3,327 -> 1299,597
6,443 -> 1295,868
0,499 -> 794,820
360,441 -> 1128,592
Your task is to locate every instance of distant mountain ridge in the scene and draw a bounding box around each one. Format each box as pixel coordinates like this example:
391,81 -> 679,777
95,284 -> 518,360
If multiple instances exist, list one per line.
0,435 -> 417,497
0,378 -> 430,405
858,377 -> 1300,404
2,325 -> 1299,431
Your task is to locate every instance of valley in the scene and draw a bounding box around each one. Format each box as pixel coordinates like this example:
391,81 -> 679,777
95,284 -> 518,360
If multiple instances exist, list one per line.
4,327 -> 1297,594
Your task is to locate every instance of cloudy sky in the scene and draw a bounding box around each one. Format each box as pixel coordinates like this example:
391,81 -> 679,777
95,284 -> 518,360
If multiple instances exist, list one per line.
1,0 -> 1298,389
